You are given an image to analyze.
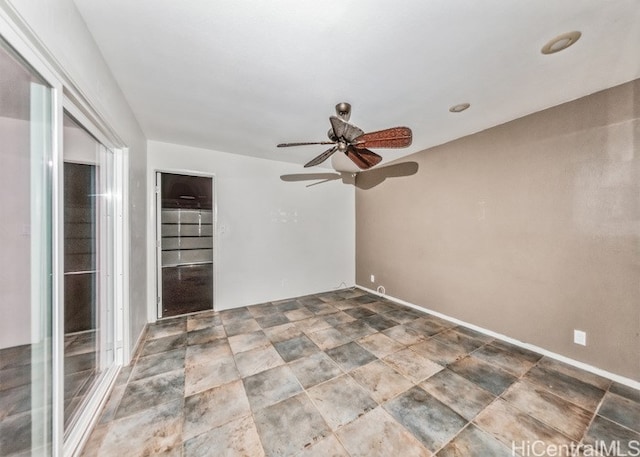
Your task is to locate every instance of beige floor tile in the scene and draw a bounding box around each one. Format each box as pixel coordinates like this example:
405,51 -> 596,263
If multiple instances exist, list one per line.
350,360 -> 413,404
234,345 -> 285,378
97,399 -> 183,456
307,375 -> 377,430
383,325 -> 429,346
307,327 -> 352,350
296,316 -> 333,333
183,380 -> 251,441
263,322 -> 304,343
337,407 -> 432,457
253,393 -> 331,457
502,381 -> 592,440
357,333 -> 405,358
537,357 -> 612,391
184,355 -> 240,396
438,424 -> 513,457
243,365 -> 303,411
185,339 -> 232,366
383,348 -> 443,383
419,369 -> 495,421
228,330 -> 270,354
285,308 -> 315,321
474,399 -> 574,450
289,352 -> 344,389
183,414 -> 264,457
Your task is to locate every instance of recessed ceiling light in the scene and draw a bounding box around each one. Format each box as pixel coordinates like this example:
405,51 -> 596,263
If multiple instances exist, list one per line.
449,103 -> 470,113
541,31 -> 581,55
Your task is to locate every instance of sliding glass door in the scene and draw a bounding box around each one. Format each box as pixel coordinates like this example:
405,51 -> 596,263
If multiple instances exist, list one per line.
0,37 -> 53,456
62,113 -> 116,434
0,19 -> 125,457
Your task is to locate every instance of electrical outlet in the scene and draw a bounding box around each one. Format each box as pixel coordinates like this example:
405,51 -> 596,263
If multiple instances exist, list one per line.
370,274 -> 375,283
574,329 -> 587,346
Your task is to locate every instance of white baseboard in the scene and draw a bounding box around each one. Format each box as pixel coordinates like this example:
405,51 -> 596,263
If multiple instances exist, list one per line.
357,285 -> 640,391
128,323 -> 149,364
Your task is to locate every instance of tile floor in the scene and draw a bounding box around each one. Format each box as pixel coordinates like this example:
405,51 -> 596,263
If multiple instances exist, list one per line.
0,343 -> 38,455
81,289 -> 640,456
64,330 -> 99,427
1,331 -> 98,455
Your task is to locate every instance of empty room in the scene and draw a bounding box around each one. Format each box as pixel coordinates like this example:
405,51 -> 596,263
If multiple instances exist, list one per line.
0,1 -> 639,456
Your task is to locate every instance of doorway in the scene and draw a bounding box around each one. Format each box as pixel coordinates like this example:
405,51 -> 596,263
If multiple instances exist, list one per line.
156,172 -> 214,318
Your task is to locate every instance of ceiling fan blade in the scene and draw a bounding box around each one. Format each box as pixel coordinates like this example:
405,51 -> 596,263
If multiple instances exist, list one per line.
277,141 -> 335,147
304,146 -> 339,168
352,127 -> 412,149
345,146 -> 382,170
329,116 -> 364,142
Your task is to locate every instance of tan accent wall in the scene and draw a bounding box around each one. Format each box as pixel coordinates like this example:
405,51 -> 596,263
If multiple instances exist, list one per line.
356,79 -> 640,381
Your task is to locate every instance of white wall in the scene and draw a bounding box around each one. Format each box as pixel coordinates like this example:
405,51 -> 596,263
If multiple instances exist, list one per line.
0,117 -> 30,348
5,0 -> 148,356
148,141 -> 355,314
64,122 -> 99,164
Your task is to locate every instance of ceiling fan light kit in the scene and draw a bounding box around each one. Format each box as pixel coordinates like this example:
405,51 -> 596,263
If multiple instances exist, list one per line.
277,103 -> 412,171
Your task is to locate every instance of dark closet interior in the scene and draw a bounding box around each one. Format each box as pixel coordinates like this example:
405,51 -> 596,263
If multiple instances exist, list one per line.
64,162 -> 96,333
160,173 -> 213,317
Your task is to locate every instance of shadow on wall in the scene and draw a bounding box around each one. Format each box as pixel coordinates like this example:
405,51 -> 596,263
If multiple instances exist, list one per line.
280,161 -> 419,189
280,172 -> 344,186
355,161 -> 419,190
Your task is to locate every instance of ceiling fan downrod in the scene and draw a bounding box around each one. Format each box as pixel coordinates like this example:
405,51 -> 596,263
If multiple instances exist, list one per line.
335,102 -> 351,121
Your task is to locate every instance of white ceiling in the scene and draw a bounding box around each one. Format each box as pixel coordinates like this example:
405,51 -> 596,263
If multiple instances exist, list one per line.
73,0 -> 640,168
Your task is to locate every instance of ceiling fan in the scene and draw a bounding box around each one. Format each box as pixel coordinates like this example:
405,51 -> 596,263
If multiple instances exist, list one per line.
277,103 -> 412,170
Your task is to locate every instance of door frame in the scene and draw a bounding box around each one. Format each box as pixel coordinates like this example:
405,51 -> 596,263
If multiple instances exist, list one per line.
153,169 -> 217,321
